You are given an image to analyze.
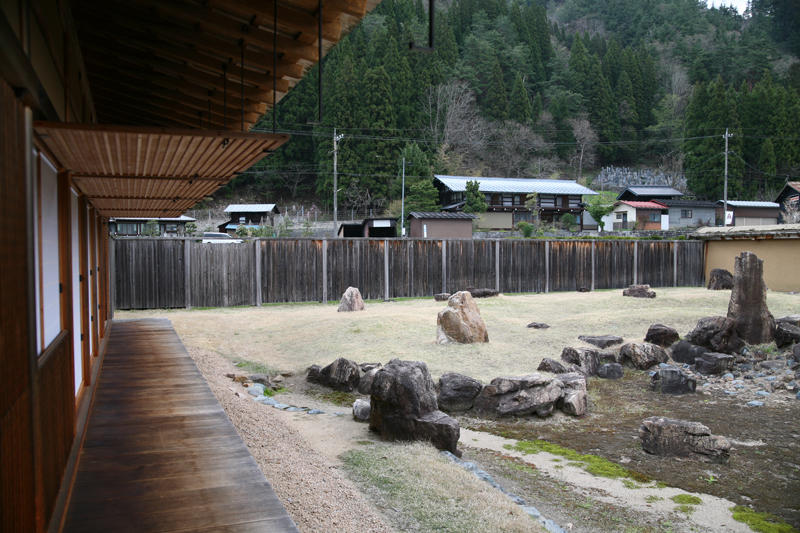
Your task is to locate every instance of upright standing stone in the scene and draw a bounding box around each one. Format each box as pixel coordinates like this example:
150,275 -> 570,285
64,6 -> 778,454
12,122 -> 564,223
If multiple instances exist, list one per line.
727,252 -> 774,345
436,291 -> 489,344
338,286 -> 365,312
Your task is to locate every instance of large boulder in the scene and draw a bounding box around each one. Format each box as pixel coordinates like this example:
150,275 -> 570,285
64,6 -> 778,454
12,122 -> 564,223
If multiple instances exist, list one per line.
436,291 -> 489,344
338,286 -> 365,312
561,346 -> 600,376
620,342 -> 668,369
707,268 -> 734,290
639,417 -> 731,462
774,322 -> 800,349
670,340 -> 708,365
644,324 -> 680,348
437,373 -> 483,412
777,315 -> 800,328
685,316 -> 744,354
623,284 -> 656,298
651,367 -> 696,394
597,363 -> 624,379
357,366 -> 381,395
695,352 -> 735,375
727,252 -> 774,345
369,359 -> 460,455
556,372 -> 588,416
307,357 -> 362,391
578,335 -> 624,348
474,374 -> 565,418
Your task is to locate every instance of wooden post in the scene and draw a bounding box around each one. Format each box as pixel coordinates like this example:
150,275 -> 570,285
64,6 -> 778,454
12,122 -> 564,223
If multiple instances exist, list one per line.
544,240 -> 550,293
221,246 -> 228,308
254,239 -> 262,306
384,240 -> 389,301
591,240 -> 596,291
322,239 -> 328,303
673,241 -> 678,287
633,241 -> 638,285
441,240 -> 447,294
184,239 -> 191,309
109,237 -> 115,318
495,240 -> 500,292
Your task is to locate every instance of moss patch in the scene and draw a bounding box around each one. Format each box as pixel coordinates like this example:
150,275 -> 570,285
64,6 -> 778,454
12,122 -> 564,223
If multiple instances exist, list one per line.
730,506 -> 798,533
675,504 -> 694,515
232,358 -> 279,375
311,389 -> 358,407
670,494 -> 701,505
506,439 -> 646,481
645,495 -> 663,503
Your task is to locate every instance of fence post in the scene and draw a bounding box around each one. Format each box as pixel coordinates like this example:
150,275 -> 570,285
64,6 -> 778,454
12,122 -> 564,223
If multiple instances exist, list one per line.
254,239 -> 262,306
545,240 -> 550,293
222,247 -> 228,307
384,240 -> 389,301
184,239 -> 191,309
673,241 -> 678,287
110,238 -> 116,317
322,239 -> 328,304
495,240 -> 500,292
591,240 -> 596,291
441,240 -> 447,294
633,241 -> 638,285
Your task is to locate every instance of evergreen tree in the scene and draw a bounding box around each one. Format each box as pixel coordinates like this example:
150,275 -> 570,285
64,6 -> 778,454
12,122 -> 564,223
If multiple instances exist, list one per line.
508,72 -> 532,123
463,180 -> 487,213
485,59 -> 509,120
757,138 -> 776,190
531,92 -> 543,121
404,181 -> 440,213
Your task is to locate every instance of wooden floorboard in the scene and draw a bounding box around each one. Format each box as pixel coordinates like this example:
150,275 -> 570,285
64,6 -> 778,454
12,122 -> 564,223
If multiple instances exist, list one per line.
63,319 -> 298,533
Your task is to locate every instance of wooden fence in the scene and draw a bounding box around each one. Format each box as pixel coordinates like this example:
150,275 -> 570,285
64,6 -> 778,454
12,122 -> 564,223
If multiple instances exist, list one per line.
112,238 -> 706,310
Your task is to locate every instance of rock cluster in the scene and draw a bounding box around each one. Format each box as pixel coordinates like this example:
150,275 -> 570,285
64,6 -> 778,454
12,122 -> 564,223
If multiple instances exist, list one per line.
436,291 -> 489,344
369,359 -> 460,455
472,372 -> 588,417
623,284 -> 656,298
685,316 -> 744,354
639,416 -> 731,462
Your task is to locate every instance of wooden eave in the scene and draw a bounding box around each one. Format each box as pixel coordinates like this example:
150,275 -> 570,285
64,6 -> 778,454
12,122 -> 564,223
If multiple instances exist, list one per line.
71,0 -> 376,131
34,122 -> 288,217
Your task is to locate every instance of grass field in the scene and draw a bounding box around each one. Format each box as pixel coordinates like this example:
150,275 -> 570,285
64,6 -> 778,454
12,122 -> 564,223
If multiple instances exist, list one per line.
117,287 -> 799,382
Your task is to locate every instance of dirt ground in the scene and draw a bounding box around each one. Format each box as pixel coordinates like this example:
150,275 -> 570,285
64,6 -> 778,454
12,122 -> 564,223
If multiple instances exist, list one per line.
119,288 -> 800,531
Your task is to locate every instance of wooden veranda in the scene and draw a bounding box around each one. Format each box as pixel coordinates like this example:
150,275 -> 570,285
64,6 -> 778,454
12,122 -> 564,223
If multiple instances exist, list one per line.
62,319 -> 298,532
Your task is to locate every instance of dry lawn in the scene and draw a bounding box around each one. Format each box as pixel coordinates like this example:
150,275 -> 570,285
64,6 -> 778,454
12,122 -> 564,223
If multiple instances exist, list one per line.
117,288 -> 799,382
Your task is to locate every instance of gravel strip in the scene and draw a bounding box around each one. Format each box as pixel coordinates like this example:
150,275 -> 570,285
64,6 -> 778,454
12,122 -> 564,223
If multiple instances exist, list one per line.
188,346 -> 394,533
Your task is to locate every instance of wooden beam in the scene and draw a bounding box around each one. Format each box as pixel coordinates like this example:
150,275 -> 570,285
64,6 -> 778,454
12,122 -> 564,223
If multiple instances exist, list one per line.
206,0 -> 342,43
86,195 -> 204,200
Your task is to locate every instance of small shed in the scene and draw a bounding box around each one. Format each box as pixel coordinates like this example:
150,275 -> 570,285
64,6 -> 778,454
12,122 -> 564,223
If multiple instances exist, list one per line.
775,182 -> 800,223
407,212 -> 477,238
694,224 -> 800,292
603,201 -> 668,231
659,199 -> 717,228
337,218 -> 397,238
219,203 -> 280,233
716,201 -> 779,226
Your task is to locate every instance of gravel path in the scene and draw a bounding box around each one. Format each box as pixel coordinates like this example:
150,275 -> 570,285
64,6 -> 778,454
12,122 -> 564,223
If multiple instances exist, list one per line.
188,346 -> 394,533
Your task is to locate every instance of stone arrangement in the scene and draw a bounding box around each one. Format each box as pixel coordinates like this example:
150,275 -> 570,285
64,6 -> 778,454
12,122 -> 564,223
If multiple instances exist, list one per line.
337,286 -> 365,312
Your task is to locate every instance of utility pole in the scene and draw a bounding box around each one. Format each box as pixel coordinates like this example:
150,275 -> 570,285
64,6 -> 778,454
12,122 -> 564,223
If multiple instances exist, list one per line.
400,157 -> 406,237
723,128 -> 732,226
333,128 -> 344,234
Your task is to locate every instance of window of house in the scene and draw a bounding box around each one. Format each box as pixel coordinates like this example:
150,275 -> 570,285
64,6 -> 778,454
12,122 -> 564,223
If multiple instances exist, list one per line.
649,212 -> 660,222
239,216 -> 246,224
568,196 -> 581,208
539,195 -> 555,207
166,224 -> 178,233
502,194 -> 513,206
117,223 -> 139,235
681,209 -> 692,218
616,213 -> 624,220
484,193 -> 491,203
33,151 -> 62,353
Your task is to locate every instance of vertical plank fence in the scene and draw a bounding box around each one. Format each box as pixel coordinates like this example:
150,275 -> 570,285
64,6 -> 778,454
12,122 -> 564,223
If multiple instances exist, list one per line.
112,238 -> 706,310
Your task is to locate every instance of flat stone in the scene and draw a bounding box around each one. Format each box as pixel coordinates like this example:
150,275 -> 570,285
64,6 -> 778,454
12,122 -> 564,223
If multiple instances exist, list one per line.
775,322 -> 800,349
639,416 -> 730,462
623,284 -> 656,298
776,315 -> 800,328
561,346 -> 600,376
695,352 -> 735,375
537,358 -> 568,374
620,342 -> 668,370
578,335 -> 624,348
671,340 -> 708,365
434,293 -> 451,302
597,363 -> 623,379
527,322 -> 550,329
747,401 -> 764,407
651,367 -> 696,394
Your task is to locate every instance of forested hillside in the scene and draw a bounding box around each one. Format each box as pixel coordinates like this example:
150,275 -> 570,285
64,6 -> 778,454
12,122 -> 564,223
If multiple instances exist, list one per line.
220,0 -> 800,211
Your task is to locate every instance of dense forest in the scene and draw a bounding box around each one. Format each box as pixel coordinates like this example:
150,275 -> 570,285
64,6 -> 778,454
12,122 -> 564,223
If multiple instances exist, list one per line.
220,0 -> 800,212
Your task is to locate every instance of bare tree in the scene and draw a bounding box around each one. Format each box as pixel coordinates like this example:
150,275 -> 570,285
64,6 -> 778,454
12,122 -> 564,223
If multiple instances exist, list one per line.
485,121 -> 548,177
568,116 -> 597,181
422,81 -> 487,153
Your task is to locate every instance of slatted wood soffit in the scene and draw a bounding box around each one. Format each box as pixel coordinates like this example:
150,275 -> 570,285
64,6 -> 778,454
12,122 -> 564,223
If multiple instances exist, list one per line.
70,0 -> 373,131
34,123 -> 289,217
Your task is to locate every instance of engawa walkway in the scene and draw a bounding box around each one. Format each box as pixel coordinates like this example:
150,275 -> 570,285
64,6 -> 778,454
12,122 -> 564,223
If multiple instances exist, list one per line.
63,319 -> 298,532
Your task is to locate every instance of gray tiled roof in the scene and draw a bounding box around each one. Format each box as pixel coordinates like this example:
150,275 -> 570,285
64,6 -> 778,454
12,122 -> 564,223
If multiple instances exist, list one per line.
224,203 -> 278,213
408,211 -> 477,220
618,186 -> 683,197
659,199 -> 717,208
434,175 -> 597,195
717,200 -> 779,208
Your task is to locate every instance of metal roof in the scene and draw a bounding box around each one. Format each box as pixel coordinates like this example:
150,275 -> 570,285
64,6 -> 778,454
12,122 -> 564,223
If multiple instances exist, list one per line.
110,215 -> 196,222
693,224 -> 800,240
224,204 -> 279,213
408,211 -> 477,220
617,186 -> 683,198
659,199 -> 717,208
717,200 -> 779,208
434,175 -> 597,195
